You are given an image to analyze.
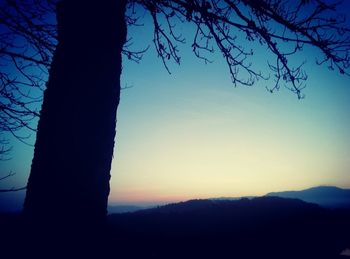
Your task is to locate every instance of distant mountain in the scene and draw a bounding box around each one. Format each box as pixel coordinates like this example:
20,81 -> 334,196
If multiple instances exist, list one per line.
266,186 -> 350,208
108,185 -> 350,214
133,196 -> 322,215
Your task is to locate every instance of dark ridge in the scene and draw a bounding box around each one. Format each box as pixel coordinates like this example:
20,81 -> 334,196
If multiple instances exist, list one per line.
108,205 -> 146,214
108,196 -> 350,258
1,196 -> 349,258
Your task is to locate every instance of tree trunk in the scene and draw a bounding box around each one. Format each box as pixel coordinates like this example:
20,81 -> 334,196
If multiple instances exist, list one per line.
23,0 -> 127,225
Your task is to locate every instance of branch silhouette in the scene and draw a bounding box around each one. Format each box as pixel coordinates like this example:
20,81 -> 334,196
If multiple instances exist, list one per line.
137,0 -> 350,98
2,0 -> 349,151
0,0 -> 349,224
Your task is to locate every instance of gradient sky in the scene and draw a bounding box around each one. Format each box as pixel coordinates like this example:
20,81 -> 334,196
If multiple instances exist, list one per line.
1,1 -> 350,211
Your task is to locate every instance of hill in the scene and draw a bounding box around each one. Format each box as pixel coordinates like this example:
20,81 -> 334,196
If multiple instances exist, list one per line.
266,186 -> 350,208
1,196 -> 349,258
108,197 -> 350,259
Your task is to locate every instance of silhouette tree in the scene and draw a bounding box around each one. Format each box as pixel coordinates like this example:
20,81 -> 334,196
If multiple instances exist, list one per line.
1,0 -> 349,226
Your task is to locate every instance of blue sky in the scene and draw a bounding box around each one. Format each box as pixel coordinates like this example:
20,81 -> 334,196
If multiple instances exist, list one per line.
1,1 -> 350,211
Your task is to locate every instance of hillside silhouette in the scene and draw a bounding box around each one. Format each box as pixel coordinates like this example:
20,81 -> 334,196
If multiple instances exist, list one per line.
1,196 -> 349,258
107,197 -> 350,259
108,205 -> 146,214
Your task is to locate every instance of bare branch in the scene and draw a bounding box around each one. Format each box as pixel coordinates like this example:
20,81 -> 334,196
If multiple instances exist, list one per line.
0,171 -> 26,192
1,0 -> 350,156
0,186 -> 27,193
135,0 -> 349,98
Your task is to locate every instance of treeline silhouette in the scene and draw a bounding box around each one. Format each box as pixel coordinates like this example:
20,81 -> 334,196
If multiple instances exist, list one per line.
108,197 -> 350,259
1,197 -> 349,258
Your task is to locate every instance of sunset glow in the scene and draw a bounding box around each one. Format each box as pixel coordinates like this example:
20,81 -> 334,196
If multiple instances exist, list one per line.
1,1 -> 350,210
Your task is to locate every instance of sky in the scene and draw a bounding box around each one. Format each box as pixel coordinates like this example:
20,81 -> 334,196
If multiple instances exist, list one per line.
1,1 -> 350,211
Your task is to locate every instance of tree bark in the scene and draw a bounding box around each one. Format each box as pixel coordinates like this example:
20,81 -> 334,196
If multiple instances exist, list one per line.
23,0 -> 127,225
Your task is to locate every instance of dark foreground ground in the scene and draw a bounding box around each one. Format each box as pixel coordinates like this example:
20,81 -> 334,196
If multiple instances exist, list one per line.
1,197 -> 350,259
